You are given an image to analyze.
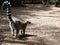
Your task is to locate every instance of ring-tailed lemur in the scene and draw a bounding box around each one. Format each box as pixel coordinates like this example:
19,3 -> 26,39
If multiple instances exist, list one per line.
2,1 -> 31,38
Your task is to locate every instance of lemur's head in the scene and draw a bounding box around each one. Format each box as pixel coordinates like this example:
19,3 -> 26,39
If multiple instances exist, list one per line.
26,21 -> 31,24
25,19 -> 31,25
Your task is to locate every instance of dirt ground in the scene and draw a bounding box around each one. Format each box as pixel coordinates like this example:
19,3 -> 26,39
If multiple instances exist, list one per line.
0,4 -> 60,45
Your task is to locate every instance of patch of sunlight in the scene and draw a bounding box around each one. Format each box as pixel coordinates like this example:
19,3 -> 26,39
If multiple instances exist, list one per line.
49,11 -> 57,14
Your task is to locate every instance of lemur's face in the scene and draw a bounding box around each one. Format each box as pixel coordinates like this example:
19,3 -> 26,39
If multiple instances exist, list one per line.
27,21 -> 31,24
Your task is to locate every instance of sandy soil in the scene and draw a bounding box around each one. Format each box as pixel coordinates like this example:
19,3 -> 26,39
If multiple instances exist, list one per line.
0,4 -> 60,45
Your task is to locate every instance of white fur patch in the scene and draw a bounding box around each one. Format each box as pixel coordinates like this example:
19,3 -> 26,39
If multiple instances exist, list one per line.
4,1 -> 8,3
24,19 -> 29,23
12,16 -> 20,22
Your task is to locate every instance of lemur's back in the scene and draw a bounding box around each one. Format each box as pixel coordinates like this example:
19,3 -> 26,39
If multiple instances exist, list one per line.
11,21 -> 27,30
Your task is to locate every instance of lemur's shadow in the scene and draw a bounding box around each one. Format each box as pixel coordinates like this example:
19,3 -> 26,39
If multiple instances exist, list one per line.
18,34 -> 37,40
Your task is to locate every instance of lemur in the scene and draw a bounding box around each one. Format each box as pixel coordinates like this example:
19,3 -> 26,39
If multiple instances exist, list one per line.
2,1 -> 31,38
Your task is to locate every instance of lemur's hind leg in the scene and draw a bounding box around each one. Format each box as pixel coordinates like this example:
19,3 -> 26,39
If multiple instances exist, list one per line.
21,29 -> 23,34
9,22 -> 14,36
16,29 -> 19,38
13,29 -> 15,36
10,26 -> 14,36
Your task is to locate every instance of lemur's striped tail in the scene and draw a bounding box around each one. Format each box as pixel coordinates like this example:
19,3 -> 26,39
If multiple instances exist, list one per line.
6,1 -> 13,22
3,1 -> 14,22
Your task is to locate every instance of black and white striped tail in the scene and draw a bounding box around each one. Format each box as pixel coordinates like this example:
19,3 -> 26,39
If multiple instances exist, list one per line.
2,1 -> 12,21
5,1 -> 13,22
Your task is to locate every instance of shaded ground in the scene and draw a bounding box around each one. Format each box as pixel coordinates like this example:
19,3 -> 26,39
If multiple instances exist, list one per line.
0,4 -> 60,45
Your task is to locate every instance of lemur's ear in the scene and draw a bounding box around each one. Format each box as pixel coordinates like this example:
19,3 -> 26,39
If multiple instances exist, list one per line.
25,19 -> 29,22
25,19 -> 31,24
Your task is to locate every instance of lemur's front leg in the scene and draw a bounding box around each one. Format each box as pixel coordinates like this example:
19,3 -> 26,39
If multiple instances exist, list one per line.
22,29 -> 25,35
